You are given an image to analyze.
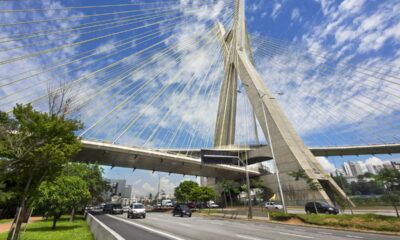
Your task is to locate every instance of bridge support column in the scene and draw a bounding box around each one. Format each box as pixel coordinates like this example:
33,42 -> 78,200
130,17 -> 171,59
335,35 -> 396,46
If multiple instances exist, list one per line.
208,0 -> 353,207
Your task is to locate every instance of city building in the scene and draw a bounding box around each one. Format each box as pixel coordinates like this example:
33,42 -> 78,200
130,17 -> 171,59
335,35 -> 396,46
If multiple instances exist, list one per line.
349,161 -> 364,177
342,162 -> 352,176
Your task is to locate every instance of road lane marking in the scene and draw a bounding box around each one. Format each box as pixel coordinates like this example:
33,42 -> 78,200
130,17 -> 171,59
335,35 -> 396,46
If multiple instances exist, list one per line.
345,235 -> 364,239
107,214 -> 186,240
278,232 -> 315,239
178,223 -> 192,227
236,234 -> 267,240
295,228 -> 307,232
317,232 -> 332,235
89,214 -> 125,240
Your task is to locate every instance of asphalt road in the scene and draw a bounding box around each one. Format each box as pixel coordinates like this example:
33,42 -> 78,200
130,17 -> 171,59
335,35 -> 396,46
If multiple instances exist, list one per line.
94,212 -> 399,240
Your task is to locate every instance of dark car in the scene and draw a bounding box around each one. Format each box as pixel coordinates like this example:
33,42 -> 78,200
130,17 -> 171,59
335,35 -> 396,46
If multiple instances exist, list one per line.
186,202 -> 196,209
103,203 -> 124,214
173,204 -> 192,217
305,202 -> 339,214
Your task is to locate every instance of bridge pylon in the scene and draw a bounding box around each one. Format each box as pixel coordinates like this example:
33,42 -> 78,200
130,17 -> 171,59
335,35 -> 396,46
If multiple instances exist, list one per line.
210,0 -> 353,206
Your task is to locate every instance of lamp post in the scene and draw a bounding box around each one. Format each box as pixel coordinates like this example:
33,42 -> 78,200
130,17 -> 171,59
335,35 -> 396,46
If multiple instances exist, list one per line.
259,93 -> 287,213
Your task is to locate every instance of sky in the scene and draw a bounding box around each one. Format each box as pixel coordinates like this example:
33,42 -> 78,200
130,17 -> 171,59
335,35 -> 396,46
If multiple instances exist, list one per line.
0,0 -> 399,197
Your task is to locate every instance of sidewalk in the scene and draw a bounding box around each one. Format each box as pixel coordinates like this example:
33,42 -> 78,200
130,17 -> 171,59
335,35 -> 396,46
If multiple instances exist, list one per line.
0,217 -> 43,234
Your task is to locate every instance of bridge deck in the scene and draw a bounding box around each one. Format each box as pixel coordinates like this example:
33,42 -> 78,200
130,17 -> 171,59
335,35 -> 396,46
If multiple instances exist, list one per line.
75,140 -> 260,179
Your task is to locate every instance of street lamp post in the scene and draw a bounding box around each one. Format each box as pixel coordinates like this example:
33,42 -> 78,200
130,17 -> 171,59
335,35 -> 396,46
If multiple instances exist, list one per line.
259,93 -> 287,213
243,153 -> 253,219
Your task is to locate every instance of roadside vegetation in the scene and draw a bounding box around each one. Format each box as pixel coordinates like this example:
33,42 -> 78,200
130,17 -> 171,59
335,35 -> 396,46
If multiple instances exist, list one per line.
0,104 -> 110,239
0,215 -> 93,240
174,181 -> 219,205
270,212 -> 400,232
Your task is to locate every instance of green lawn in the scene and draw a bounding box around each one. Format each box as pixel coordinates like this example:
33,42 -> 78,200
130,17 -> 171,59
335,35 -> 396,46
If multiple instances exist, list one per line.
0,215 -> 94,240
270,212 -> 400,232
0,219 -> 12,224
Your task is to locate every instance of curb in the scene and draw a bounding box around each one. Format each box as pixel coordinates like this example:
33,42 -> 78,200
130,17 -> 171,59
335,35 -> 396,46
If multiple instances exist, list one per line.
193,212 -> 400,236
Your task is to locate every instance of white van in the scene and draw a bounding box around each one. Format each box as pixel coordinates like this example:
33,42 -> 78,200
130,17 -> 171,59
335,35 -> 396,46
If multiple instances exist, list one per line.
162,199 -> 173,208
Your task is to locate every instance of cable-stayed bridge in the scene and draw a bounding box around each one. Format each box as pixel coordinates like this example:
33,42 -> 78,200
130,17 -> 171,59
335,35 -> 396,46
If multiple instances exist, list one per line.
1,0 -> 399,206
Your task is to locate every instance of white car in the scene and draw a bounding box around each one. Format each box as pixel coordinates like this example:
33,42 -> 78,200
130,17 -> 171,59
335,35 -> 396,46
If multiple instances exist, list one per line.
128,203 -> 146,219
265,202 -> 283,210
207,201 -> 219,208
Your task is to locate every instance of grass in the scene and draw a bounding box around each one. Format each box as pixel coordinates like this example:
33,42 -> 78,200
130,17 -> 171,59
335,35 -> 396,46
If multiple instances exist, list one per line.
195,209 -> 220,214
270,212 -> 400,232
0,219 -> 13,224
0,215 -> 94,240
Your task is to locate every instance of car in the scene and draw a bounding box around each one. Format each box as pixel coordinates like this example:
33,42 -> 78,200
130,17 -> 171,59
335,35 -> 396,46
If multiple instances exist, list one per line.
186,202 -> 196,209
122,206 -> 130,213
162,199 -> 173,208
128,203 -> 146,219
89,205 -> 104,215
305,202 -> 339,214
103,203 -> 124,214
265,202 -> 283,210
173,204 -> 192,217
207,201 -> 219,208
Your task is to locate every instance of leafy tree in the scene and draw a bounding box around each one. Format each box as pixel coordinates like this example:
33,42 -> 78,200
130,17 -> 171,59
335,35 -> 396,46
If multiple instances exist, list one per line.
62,163 -> 109,221
34,176 -> 91,230
373,168 -> 400,217
0,104 -> 82,239
250,178 -> 274,202
218,180 -> 229,207
174,181 -> 199,202
288,169 -> 323,214
191,186 -> 219,205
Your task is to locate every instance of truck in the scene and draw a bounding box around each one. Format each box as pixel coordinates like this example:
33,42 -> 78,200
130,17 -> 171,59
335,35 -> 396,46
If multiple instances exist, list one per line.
161,199 -> 173,208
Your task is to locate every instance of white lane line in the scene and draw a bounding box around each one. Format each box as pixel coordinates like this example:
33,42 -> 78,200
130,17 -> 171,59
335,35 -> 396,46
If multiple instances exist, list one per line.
317,232 -> 332,235
178,223 -> 192,227
89,214 -> 125,240
345,235 -> 364,239
236,234 -> 267,240
278,232 -> 315,239
295,228 -> 307,232
212,222 -> 224,225
107,214 -> 185,240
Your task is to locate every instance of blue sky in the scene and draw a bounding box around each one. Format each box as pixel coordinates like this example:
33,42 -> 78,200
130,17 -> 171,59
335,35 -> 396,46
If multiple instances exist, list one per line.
0,0 -> 399,197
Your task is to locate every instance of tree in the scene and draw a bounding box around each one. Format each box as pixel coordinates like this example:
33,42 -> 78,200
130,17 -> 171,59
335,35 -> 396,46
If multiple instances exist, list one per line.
191,186 -> 219,205
373,168 -> 400,217
174,181 -> 199,202
288,169 -> 323,214
217,180 -> 229,207
34,176 -> 91,230
62,163 -> 109,221
0,104 -> 82,240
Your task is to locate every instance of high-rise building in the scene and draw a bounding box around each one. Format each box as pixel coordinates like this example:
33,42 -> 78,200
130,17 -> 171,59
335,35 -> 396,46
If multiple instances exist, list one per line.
391,161 -> 400,171
106,179 -> 126,196
348,161 -> 363,176
124,185 -> 132,198
342,162 -> 352,176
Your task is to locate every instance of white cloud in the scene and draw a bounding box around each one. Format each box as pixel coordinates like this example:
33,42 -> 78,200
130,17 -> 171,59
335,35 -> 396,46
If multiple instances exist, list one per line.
316,157 -> 336,173
364,156 -> 390,165
142,183 -> 156,193
271,2 -> 282,20
291,8 -> 300,21
338,0 -> 366,14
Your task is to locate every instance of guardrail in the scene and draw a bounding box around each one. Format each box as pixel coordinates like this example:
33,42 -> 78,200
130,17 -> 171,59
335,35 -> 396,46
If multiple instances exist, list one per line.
86,213 -> 124,240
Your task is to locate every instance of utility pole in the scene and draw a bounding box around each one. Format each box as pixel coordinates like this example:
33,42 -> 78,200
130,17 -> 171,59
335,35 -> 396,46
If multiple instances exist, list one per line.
259,94 -> 287,213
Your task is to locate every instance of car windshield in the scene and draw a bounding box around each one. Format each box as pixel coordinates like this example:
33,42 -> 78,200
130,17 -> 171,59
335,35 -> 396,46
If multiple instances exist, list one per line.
113,204 -> 122,208
179,205 -> 189,210
318,202 -> 329,207
134,204 -> 144,209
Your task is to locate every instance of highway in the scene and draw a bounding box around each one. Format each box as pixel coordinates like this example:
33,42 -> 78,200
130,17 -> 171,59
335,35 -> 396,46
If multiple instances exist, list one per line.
94,212 -> 399,240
